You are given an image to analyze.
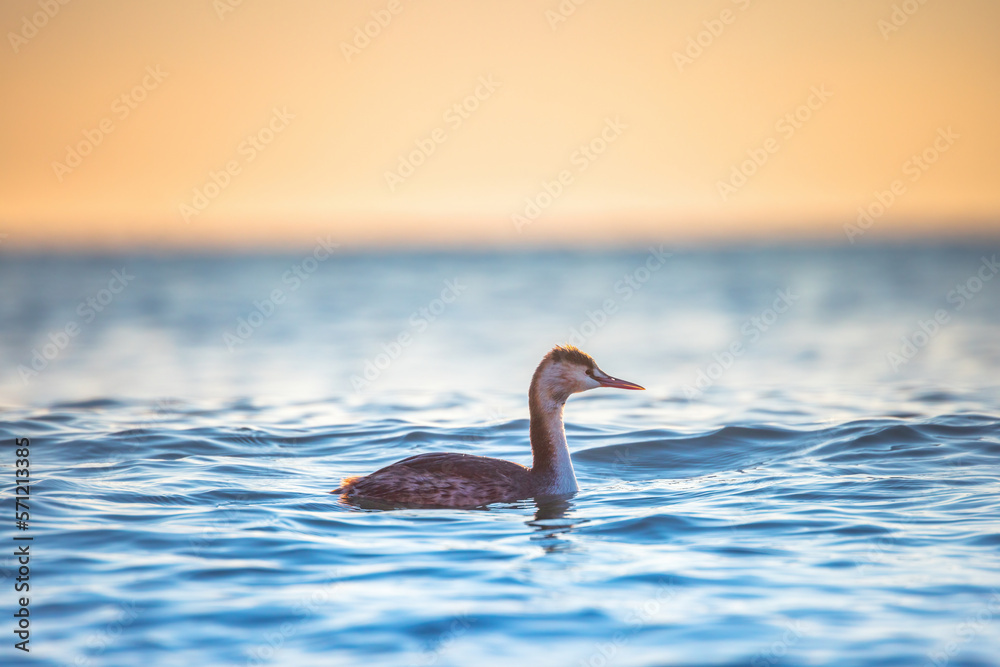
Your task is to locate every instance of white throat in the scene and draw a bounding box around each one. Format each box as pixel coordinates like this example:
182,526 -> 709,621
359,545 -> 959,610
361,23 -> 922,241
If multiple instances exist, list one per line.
530,396 -> 580,496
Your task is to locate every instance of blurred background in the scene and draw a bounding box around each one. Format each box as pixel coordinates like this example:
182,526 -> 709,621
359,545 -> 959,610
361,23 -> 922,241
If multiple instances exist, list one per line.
1,0 -> 998,407
1,0 -> 998,250
2,0 -> 999,406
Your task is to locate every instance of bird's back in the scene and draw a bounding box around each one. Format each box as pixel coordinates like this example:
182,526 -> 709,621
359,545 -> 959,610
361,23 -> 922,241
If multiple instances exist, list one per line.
334,452 -> 533,507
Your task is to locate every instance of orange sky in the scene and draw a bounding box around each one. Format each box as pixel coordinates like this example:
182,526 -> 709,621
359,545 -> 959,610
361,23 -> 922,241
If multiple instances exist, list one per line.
1,0 -> 998,249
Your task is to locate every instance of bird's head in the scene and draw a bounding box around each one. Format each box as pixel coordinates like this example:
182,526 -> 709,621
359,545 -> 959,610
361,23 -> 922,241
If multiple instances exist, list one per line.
530,345 -> 644,405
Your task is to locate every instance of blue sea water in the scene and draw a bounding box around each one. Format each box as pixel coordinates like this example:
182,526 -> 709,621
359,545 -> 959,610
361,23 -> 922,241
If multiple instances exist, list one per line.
1,243 -> 999,666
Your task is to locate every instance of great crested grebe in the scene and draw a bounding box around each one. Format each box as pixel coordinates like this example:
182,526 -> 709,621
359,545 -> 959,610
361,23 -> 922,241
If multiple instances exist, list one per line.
333,345 -> 644,508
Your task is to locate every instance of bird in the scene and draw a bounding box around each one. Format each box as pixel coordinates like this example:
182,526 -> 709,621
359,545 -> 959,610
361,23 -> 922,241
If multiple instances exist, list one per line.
333,345 -> 644,508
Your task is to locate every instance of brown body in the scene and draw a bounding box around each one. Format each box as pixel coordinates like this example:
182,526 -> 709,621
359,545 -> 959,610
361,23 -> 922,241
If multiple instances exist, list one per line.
333,345 -> 643,508
334,453 -> 533,507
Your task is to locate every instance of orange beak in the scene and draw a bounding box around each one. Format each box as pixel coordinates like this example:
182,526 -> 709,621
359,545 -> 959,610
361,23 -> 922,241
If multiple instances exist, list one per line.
597,375 -> 645,390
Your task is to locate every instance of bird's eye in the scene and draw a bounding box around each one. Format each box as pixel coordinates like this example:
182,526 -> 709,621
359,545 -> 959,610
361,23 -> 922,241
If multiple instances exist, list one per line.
586,369 -> 594,377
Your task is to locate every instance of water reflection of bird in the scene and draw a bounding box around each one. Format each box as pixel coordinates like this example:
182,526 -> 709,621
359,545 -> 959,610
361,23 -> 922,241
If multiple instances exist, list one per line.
528,497 -> 584,554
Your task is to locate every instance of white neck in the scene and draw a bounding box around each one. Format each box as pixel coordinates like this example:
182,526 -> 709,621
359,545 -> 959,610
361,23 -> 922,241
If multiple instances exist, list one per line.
529,397 -> 580,496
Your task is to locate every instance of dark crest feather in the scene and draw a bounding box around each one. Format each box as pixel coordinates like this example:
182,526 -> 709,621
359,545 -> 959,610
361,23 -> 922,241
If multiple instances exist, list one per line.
545,344 -> 595,369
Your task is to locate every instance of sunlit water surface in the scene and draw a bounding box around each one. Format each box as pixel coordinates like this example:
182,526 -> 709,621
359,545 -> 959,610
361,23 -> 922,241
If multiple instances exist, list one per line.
1,245 -> 999,666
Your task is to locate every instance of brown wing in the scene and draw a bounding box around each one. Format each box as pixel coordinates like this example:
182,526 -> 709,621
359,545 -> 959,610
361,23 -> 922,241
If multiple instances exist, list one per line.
340,452 -> 533,507
389,452 -> 529,477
